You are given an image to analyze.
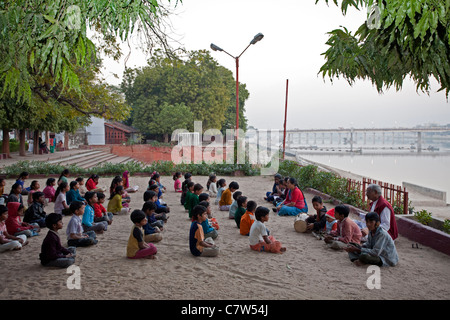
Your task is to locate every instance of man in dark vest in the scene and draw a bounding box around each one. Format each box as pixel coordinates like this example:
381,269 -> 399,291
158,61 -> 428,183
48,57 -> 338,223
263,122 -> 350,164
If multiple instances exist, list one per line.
366,184 -> 398,240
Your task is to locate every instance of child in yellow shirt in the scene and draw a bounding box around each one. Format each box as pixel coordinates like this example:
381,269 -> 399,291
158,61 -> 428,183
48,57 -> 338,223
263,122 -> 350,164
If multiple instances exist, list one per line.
219,181 -> 239,211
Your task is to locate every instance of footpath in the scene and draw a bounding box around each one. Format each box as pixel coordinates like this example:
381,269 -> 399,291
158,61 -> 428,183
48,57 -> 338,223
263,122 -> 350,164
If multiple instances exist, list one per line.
0,147 -> 132,170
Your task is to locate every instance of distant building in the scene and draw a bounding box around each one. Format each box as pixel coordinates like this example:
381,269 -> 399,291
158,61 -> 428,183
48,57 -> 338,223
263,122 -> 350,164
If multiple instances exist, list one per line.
104,121 -> 140,144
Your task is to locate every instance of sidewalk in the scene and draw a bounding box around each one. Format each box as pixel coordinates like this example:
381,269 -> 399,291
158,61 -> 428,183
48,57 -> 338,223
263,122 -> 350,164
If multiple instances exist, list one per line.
0,149 -> 92,168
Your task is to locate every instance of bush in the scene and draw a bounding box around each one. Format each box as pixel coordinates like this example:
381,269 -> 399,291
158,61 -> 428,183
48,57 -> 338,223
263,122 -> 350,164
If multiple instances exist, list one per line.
414,209 -> 433,226
0,139 -> 29,153
0,160 -> 262,178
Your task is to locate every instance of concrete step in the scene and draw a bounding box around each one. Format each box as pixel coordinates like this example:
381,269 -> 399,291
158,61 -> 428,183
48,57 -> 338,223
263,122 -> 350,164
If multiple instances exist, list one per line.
47,150 -> 106,165
77,153 -> 120,169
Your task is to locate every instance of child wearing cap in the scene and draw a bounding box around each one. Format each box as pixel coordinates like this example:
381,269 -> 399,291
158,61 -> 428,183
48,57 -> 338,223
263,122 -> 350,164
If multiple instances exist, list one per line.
324,208 -> 338,234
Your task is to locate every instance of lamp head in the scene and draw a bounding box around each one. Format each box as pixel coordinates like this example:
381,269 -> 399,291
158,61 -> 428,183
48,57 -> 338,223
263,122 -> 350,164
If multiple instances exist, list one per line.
250,33 -> 264,45
210,43 -> 223,52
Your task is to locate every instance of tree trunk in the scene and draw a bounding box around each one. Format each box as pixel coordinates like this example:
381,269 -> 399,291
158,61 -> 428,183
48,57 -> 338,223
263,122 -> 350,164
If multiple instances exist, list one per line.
64,131 -> 69,150
18,129 -> 26,156
164,133 -> 169,143
33,130 -> 40,155
2,128 -> 11,158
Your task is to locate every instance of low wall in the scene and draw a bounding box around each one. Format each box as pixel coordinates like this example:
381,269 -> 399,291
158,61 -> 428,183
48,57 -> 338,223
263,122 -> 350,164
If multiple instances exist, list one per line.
110,145 -> 173,163
397,216 -> 450,256
402,181 -> 447,202
110,145 -> 232,164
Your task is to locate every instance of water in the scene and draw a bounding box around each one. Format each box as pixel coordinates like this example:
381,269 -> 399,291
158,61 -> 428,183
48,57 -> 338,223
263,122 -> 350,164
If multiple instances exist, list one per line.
297,152 -> 450,203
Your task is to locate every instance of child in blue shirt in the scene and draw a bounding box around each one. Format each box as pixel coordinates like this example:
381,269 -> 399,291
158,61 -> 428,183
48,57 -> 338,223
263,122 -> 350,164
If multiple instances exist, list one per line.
66,181 -> 86,206
141,201 -> 163,242
82,192 -> 108,234
198,201 -> 218,240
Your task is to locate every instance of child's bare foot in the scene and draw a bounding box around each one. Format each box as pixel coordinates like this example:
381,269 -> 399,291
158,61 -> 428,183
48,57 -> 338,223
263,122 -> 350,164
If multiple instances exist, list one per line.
353,259 -> 365,266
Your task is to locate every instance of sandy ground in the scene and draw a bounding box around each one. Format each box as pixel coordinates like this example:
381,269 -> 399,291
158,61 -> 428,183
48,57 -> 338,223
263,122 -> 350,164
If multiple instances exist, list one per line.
0,174 -> 449,301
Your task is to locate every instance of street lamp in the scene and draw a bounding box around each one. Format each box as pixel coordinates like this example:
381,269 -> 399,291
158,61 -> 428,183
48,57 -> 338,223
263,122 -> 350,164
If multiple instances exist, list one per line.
210,32 -> 264,142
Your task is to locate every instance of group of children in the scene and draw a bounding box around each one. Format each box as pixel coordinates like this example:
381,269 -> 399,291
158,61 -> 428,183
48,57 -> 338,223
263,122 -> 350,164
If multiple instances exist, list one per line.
264,173 -> 399,267
0,170 -> 144,266
1,169 -> 399,268
173,172 -> 287,256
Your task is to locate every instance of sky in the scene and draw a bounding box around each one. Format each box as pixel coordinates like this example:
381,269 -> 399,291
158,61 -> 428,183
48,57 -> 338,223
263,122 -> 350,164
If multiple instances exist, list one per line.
100,0 -> 450,131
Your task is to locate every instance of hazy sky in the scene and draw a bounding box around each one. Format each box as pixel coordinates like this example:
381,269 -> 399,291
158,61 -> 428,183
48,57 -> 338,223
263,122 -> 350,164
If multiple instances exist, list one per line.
101,0 -> 450,131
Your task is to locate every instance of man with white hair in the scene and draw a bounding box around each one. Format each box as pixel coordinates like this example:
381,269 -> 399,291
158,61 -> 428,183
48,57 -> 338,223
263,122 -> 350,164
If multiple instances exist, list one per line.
365,184 -> 398,240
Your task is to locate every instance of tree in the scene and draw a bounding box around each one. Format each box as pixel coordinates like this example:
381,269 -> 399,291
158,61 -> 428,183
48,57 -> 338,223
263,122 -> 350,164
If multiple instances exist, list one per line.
316,0 -> 450,99
122,50 -> 250,139
0,0 -> 180,112
156,102 -> 194,142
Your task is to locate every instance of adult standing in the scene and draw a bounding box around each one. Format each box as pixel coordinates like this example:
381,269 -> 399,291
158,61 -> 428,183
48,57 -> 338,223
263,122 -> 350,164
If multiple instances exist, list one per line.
365,184 -> 398,240
275,177 -> 308,216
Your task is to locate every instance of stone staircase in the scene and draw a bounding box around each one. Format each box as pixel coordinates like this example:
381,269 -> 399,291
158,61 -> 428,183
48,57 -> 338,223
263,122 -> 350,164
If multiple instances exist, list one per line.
47,148 -> 133,169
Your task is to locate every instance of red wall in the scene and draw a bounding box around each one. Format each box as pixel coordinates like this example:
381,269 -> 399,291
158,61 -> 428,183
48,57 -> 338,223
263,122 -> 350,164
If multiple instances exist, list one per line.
110,145 -> 232,164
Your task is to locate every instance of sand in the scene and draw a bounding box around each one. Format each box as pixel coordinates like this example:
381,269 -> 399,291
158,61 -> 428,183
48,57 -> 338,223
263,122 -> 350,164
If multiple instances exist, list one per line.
0,174 -> 449,301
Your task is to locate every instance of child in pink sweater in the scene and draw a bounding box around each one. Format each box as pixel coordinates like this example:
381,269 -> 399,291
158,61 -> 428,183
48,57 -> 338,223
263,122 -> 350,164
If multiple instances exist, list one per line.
324,204 -> 362,250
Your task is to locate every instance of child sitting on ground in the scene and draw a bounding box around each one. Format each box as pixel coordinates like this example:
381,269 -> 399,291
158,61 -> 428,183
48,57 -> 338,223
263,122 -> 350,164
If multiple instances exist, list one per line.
306,196 -> 328,233
207,173 -> 218,198
107,186 -> 130,215
219,181 -> 239,211
345,212 -> 398,267
215,178 -> 226,206
249,206 -> 286,254
240,200 -> 257,236
27,180 -> 41,206
324,204 -> 362,250
189,205 -> 219,257
54,182 -> 70,216
198,201 -> 218,240
264,173 -> 282,203
173,171 -> 182,193
40,213 -> 76,268
183,181 -> 195,212
0,205 -> 28,253
24,191 -> 47,228
199,193 -> 210,203
141,201 -> 163,243
6,202 -> 40,238
324,208 -> 338,234
66,201 -> 98,247
148,184 -> 170,214
93,193 -> 113,225
43,178 -> 56,203
127,209 -> 158,260
188,183 -> 203,220
180,173 -> 192,205
143,191 -> 168,223
122,171 -> 139,193
82,192 -> 108,234
234,195 -> 248,229
228,191 -> 242,220
75,177 -> 87,197
66,181 -> 86,206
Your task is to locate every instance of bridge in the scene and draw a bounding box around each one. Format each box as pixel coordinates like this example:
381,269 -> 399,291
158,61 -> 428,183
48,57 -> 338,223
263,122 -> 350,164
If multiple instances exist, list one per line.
270,127 -> 450,152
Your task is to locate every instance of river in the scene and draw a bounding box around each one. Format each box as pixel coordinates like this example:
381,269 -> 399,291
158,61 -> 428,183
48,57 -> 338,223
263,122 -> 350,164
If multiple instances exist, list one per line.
297,152 -> 450,203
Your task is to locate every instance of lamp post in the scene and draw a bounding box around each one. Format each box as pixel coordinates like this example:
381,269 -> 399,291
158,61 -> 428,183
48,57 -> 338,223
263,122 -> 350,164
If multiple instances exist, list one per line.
210,33 -> 264,142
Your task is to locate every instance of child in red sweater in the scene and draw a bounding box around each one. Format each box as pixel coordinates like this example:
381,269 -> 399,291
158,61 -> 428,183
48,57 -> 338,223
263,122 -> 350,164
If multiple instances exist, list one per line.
93,193 -> 113,225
